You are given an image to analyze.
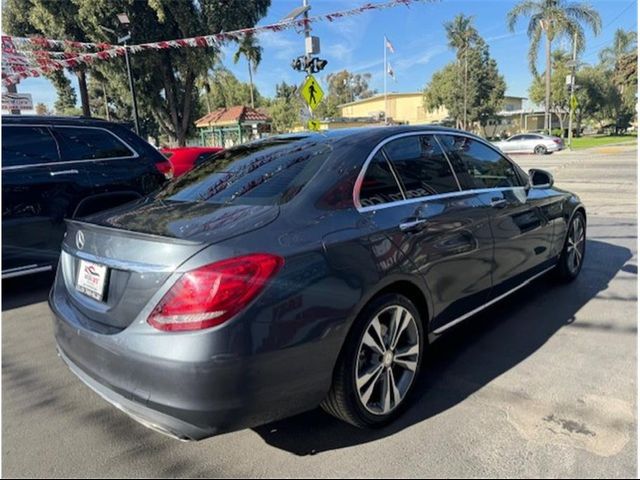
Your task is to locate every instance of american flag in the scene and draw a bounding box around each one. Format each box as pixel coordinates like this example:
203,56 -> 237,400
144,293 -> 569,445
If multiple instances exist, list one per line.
385,36 -> 395,54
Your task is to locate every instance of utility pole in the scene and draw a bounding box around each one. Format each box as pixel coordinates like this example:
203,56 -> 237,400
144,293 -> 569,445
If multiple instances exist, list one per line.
567,32 -> 578,150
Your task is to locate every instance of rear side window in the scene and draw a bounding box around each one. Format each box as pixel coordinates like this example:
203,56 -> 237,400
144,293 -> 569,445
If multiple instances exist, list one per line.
437,134 -> 522,189
54,127 -> 134,160
359,151 -> 403,207
382,135 -> 460,198
157,137 -> 330,205
2,125 -> 59,167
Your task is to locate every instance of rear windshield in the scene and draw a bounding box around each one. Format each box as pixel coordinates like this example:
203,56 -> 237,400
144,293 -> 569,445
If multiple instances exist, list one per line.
155,136 -> 331,206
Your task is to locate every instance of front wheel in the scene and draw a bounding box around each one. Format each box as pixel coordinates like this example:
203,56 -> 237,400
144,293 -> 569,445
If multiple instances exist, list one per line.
555,211 -> 586,282
321,294 -> 424,428
534,145 -> 547,155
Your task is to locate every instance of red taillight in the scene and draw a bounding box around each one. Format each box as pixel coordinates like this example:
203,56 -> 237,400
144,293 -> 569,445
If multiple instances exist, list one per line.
148,253 -> 284,332
155,160 -> 174,180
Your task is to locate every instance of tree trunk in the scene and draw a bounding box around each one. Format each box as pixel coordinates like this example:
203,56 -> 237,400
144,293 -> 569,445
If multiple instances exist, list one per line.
464,47 -> 468,130
248,61 -> 255,109
545,33 -> 552,135
76,69 -> 90,117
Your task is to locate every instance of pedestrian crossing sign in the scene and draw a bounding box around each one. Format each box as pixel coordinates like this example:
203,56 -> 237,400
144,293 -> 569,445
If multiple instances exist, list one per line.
301,75 -> 324,111
308,119 -> 321,131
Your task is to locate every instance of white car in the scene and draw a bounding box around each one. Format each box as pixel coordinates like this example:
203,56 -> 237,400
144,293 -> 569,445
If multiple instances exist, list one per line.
493,133 -> 565,155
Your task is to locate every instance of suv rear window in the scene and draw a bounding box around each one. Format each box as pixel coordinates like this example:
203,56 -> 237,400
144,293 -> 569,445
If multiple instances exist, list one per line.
156,136 -> 331,205
54,127 -> 134,160
2,125 -> 60,167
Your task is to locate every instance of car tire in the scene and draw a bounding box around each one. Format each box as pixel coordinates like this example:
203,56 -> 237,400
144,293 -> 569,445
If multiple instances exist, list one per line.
534,145 -> 547,155
321,293 -> 424,428
555,211 -> 586,282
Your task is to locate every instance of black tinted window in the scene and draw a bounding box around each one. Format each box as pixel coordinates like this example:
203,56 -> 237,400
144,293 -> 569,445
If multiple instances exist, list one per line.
54,127 -> 133,160
157,137 -> 330,205
359,151 -> 403,207
437,135 -> 522,189
2,126 -> 59,167
383,135 -> 459,197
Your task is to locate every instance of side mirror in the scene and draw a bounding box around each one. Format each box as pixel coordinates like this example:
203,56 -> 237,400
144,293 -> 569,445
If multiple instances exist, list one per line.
528,168 -> 554,189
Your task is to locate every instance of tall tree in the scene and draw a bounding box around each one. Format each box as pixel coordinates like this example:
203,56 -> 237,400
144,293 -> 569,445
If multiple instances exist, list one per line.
202,66 -> 262,110
529,50 -> 572,135
599,28 -> 637,69
269,82 -> 303,133
314,70 -> 376,118
75,0 -> 270,145
507,0 -> 601,134
424,36 -> 506,134
49,70 -> 78,114
232,34 -> 262,109
3,0 -> 93,116
444,14 -> 478,130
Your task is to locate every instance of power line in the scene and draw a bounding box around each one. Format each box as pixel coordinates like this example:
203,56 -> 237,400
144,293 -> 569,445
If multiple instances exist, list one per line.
583,0 -> 637,57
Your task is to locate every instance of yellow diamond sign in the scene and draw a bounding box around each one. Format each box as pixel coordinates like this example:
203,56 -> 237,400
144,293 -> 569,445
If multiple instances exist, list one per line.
308,119 -> 321,131
301,75 -> 324,111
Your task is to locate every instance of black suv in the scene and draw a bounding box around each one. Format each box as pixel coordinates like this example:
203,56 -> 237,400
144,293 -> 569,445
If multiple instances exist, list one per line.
2,115 -> 172,278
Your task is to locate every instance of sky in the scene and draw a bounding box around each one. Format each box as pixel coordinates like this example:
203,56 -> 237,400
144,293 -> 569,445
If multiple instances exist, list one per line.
5,0 -> 639,113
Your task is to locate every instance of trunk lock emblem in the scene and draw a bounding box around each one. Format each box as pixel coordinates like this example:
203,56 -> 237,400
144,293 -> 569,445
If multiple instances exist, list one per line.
76,230 -> 85,250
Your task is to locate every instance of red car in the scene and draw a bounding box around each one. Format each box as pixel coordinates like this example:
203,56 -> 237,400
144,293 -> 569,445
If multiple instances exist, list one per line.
160,146 -> 223,177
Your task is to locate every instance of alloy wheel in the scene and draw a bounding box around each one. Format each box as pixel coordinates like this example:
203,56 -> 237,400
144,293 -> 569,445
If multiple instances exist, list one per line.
355,305 -> 420,416
566,215 -> 586,275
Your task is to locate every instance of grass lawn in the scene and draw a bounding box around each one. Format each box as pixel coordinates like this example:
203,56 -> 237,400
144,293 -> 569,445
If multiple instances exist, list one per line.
569,134 -> 638,150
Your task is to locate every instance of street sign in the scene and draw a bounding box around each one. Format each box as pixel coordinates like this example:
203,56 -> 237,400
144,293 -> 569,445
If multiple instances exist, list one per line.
308,119 -> 321,131
2,93 -> 33,111
300,75 -> 324,111
570,94 -> 579,111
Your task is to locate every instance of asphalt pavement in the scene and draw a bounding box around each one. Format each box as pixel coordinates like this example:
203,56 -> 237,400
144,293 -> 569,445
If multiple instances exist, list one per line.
2,146 -> 637,478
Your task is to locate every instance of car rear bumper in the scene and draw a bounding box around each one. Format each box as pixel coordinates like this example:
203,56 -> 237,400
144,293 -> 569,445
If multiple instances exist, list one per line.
50,283 -> 335,440
57,346 -> 210,441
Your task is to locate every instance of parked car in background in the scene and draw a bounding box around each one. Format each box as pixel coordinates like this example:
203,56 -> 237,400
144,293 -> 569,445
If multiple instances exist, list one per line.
493,133 -> 565,155
160,146 -> 223,177
50,127 -> 586,440
2,115 -> 172,279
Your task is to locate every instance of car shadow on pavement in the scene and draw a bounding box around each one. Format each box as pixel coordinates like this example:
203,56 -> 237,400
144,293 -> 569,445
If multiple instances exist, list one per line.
2,271 -> 55,312
253,239 -> 634,456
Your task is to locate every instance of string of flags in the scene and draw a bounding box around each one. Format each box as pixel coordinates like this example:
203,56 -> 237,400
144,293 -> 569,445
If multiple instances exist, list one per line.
2,0 -> 431,87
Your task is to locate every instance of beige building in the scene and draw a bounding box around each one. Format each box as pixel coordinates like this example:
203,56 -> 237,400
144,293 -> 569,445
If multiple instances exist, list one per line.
337,92 -> 533,135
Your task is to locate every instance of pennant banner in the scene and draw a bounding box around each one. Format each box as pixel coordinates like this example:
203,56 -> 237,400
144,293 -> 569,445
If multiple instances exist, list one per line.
2,0 -> 429,86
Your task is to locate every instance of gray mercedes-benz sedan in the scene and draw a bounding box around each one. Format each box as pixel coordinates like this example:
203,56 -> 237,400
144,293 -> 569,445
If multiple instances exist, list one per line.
50,126 -> 586,440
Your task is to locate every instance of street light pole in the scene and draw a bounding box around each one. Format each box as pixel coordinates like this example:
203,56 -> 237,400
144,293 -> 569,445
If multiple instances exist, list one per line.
122,39 -> 140,135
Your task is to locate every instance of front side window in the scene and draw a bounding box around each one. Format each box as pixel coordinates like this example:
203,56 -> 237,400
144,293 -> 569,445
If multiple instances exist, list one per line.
2,126 -> 59,167
156,136 -> 330,206
54,127 -> 134,160
437,134 -> 522,190
382,135 -> 460,198
359,151 -> 404,207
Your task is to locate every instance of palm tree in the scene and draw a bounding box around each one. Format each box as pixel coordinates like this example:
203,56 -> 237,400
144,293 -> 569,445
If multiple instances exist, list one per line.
445,14 -> 478,130
507,0 -> 601,134
233,34 -> 263,109
600,28 -> 637,69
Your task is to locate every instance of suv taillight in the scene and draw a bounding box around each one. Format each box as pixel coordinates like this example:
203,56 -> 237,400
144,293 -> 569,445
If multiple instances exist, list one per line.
147,253 -> 284,332
155,160 -> 174,180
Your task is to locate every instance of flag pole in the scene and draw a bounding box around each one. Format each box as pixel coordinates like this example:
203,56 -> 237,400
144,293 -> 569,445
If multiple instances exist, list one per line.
384,35 -> 387,124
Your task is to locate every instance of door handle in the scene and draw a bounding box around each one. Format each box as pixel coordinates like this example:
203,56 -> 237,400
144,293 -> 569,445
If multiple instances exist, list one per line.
399,219 -> 428,232
490,198 -> 507,209
50,169 -> 79,176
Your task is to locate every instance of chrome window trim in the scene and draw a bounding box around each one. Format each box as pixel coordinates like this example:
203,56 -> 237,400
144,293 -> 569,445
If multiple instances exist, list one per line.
353,129 -> 526,213
357,186 -> 526,213
2,124 -> 139,171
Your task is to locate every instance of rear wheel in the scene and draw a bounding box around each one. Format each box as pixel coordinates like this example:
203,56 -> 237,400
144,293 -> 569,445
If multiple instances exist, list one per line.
321,294 -> 424,428
534,145 -> 547,155
555,211 -> 586,282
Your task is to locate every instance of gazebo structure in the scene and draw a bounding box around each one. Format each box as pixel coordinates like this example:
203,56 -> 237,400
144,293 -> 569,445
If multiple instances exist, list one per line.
195,106 -> 272,148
